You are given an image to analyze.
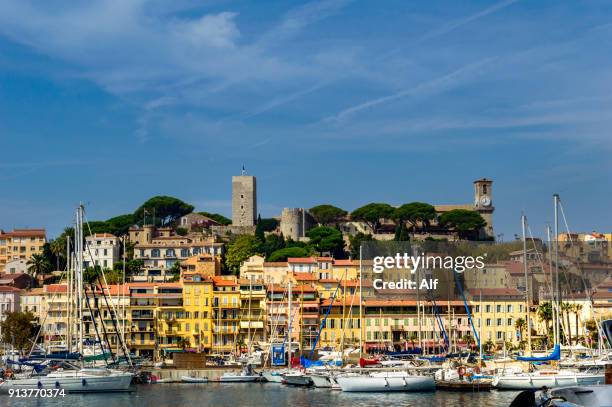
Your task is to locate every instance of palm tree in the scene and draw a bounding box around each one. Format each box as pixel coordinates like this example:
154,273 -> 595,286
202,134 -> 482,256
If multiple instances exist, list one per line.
537,302 -> 553,339
574,304 -> 583,345
49,239 -> 65,271
515,317 -> 526,340
26,254 -> 50,286
561,302 -> 573,346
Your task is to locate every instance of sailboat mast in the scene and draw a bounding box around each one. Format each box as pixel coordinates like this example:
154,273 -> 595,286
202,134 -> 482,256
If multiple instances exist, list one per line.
553,194 -> 561,346
547,225 -> 557,345
358,245 -> 363,358
479,289 -> 483,361
521,214 -> 532,355
287,281 -> 292,366
66,236 -> 72,353
247,275 -> 252,355
74,205 -> 84,356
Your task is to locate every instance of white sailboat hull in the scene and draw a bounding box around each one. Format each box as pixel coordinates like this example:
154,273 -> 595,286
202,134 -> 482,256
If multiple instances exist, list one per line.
262,371 -> 284,383
310,373 -> 332,388
493,372 -> 604,390
180,376 -> 209,383
0,372 -> 133,393
219,375 -> 260,382
337,373 -> 435,392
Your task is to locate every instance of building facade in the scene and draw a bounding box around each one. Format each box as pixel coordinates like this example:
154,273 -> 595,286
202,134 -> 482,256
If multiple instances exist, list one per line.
0,229 -> 46,269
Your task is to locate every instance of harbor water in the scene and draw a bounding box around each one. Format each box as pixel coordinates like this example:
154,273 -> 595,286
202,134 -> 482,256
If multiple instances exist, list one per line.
0,383 -> 521,407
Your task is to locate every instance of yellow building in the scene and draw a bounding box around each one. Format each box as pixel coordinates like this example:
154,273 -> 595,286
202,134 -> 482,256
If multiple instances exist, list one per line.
181,273 -> 214,352
180,254 -> 221,278
471,288 -> 527,347
331,259 -> 360,280
319,295 -> 361,350
0,229 -> 46,269
83,285 -> 130,354
154,283 -> 185,357
128,283 -> 158,358
239,278 -> 266,349
212,276 -> 241,354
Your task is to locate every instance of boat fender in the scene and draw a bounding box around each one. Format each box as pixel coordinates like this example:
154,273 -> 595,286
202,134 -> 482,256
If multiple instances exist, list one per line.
384,378 -> 390,388
457,366 -> 467,377
82,379 -> 87,386
55,381 -> 60,388
403,378 -> 408,387
37,381 -> 43,388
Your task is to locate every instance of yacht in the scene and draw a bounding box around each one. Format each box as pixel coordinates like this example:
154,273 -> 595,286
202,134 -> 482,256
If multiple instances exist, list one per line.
492,369 -> 604,390
0,362 -> 133,393
219,364 -> 261,382
336,371 -> 435,392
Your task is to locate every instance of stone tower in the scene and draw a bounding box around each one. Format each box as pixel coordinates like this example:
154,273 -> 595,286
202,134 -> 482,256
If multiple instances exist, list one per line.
232,173 -> 257,227
473,178 -> 494,239
280,208 -> 315,241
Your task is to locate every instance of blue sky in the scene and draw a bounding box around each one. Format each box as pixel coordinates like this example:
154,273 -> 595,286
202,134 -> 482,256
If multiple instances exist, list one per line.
0,0 -> 611,239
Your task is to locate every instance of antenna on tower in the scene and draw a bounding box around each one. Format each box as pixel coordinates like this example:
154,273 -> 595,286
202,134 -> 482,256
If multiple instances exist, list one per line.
241,165 -> 246,175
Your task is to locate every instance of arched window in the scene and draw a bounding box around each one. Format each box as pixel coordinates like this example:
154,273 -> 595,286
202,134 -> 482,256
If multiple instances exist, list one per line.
180,248 -> 189,257
166,249 -> 175,257
151,249 -> 160,258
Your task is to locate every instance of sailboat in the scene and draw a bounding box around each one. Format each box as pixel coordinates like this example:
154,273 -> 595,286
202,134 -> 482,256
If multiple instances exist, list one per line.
336,370 -> 435,392
493,204 -> 605,390
1,206 -> 133,393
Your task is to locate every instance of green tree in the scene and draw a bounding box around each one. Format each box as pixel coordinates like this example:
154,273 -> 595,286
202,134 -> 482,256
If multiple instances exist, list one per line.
167,262 -> 181,282
573,304 -> 583,345
257,217 -> 279,232
259,234 -> 286,258
537,302 -> 553,337
309,205 -> 347,225
0,311 -> 37,354
114,259 -> 144,276
561,302 -> 573,345
306,226 -> 345,258
176,227 -> 188,236
255,214 -> 266,242
197,212 -> 232,226
515,317 -> 526,340
26,253 -> 51,285
438,209 -> 486,240
225,235 -> 262,274
48,239 -> 65,271
134,196 -> 194,226
350,203 -> 395,233
348,232 -> 373,259
393,202 -> 437,231
393,222 -> 410,241
105,214 -> 136,236
268,247 -> 310,262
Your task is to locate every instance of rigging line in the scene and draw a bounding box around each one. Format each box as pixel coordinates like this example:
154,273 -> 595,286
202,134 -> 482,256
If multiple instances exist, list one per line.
27,248 -> 71,357
557,200 -> 608,350
83,212 -> 133,366
526,223 -> 569,346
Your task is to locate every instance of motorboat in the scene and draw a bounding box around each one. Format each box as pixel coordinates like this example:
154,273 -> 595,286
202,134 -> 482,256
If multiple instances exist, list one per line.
310,372 -> 332,388
492,369 -> 604,390
262,370 -> 285,383
0,363 -> 133,393
180,375 -> 209,383
336,371 -> 435,392
218,364 -> 261,383
281,371 -> 312,386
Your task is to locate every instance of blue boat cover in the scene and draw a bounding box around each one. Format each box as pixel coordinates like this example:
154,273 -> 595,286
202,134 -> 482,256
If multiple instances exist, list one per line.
516,344 -> 560,362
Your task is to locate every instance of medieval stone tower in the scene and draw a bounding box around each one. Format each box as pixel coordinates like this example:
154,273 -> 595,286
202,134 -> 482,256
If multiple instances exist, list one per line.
232,171 -> 257,227
280,208 -> 315,241
473,178 -> 494,239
